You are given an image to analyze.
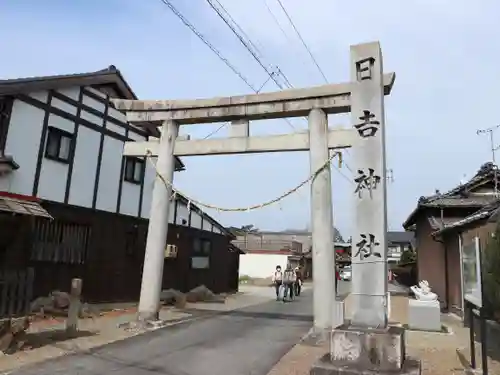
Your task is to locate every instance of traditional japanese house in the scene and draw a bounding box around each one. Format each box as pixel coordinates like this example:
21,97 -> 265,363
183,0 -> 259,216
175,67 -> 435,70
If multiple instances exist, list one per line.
0,66 -> 242,303
403,162 -> 500,313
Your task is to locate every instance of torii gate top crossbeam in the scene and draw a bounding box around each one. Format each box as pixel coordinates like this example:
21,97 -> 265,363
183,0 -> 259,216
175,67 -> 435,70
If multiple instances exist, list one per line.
111,73 -> 395,125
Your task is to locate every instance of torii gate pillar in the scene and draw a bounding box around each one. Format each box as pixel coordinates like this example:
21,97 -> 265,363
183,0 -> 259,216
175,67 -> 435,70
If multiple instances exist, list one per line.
309,108 -> 337,332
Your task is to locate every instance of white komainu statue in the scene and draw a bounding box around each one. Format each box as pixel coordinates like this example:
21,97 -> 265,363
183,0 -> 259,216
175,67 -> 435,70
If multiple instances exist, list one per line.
410,280 -> 438,302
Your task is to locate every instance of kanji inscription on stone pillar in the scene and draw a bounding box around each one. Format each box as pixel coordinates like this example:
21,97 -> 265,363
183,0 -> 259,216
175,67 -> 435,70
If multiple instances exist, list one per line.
350,42 -> 389,328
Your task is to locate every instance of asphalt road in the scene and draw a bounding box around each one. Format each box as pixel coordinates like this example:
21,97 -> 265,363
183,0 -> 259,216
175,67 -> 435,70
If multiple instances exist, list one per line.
11,290 -> 314,375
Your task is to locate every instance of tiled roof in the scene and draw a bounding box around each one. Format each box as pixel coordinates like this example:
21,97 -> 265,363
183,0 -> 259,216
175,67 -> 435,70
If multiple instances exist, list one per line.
387,231 -> 414,244
432,200 -> 500,236
403,162 -> 500,228
422,196 -> 497,207
427,216 -> 466,230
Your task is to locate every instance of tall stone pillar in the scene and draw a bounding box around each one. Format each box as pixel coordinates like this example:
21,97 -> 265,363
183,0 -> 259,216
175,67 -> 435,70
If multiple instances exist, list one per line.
137,120 -> 178,322
308,108 -> 336,334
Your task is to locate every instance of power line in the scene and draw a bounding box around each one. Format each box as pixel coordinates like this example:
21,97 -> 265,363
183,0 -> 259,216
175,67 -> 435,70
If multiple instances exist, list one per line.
157,0 -> 351,180
205,0 -> 292,91
275,0 -> 329,83
158,0 -> 257,92
204,0 -> 299,132
205,0 -> 353,176
270,0 -> 355,166
210,0 -> 265,61
263,0 -> 294,46
203,76 -> 272,139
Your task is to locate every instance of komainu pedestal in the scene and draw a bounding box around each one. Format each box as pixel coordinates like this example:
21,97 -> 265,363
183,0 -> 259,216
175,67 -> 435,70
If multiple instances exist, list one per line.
310,324 -> 421,375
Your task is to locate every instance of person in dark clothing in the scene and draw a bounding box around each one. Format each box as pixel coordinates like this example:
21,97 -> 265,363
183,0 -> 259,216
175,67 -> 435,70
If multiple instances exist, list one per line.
294,267 -> 302,296
272,265 -> 283,301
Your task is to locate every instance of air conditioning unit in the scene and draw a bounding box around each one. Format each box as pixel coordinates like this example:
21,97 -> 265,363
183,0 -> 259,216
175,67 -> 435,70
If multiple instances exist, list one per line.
164,244 -> 178,258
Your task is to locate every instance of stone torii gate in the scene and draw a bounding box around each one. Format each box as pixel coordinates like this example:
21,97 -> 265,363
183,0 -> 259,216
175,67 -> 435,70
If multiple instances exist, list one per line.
112,42 -> 395,337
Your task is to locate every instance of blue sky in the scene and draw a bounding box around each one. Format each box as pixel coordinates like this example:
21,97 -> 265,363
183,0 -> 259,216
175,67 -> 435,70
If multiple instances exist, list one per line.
1,0 -> 499,238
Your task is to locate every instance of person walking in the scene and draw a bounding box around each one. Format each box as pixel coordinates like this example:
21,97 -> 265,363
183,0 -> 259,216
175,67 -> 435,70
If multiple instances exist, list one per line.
282,265 -> 295,302
271,265 -> 283,301
294,266 -> 302,296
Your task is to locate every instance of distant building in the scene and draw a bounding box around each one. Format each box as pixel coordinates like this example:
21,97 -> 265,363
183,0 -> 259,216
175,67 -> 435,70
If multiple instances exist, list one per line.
387,231 -> 415,263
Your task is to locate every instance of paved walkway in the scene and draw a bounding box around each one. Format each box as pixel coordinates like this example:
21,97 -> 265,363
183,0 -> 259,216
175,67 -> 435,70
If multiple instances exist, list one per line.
267,294 -> 500,375
0,285 -> 284,374
7,291 -> 314,375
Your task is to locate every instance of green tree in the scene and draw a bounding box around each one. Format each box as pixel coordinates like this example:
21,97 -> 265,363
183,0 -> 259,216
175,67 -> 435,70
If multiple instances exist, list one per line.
399,248 -> 416,264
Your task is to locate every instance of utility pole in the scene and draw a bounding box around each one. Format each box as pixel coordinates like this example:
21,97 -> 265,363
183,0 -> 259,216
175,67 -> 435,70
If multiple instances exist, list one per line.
476,125 -> 500,163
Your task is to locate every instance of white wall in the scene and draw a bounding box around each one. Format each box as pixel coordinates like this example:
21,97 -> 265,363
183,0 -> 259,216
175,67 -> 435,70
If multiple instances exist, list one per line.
0,96 -> 46,194
0,85 -> 229,235
239,253 -> 290,279
68,126 -> 100,207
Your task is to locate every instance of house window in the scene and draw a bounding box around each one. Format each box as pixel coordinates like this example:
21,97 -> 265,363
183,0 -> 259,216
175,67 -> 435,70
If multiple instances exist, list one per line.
191,238 -> 211,269
193,238 -> 211,255
45,126 -> 73,163
124,157 -> 145,184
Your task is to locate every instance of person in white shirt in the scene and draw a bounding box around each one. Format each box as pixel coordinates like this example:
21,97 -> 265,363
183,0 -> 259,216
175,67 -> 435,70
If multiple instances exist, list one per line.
271,265 -> 283,301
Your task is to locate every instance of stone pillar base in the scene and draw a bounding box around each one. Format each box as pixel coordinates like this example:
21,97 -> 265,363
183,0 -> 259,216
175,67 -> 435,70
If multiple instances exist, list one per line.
137,310 -> 160,323
310,324 -> 421,375
310,353 -> 421,375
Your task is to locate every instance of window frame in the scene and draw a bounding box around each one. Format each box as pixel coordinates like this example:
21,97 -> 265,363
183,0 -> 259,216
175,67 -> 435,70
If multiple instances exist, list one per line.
45,126 -> 73,163
193,238 -> 212,255
191,238 -> 211,269
124,157 -> 145,185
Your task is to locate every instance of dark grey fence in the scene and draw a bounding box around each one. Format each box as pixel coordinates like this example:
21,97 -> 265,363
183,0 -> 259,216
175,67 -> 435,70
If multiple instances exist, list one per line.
0,268 -> 34,318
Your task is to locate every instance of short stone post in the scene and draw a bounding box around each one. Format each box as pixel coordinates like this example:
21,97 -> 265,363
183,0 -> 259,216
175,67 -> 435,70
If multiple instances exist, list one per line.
66,278 -> 82,336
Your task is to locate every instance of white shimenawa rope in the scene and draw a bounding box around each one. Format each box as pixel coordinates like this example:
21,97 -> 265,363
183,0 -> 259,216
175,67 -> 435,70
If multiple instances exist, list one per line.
145,149 -> 340,213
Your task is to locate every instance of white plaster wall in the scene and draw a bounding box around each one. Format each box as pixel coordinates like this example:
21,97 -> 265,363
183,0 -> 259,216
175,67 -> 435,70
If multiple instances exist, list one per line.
95,136 -> 122,212
51,97 -> 77,115
176,201 -> 189,225
0,98 -> 45,194
0,86 -> 230,238
107,122 -> 126,135
239,254 -> 289,278
80,110 -> 103,126
108,103 -> 127,123
120,180 -> 141,216
57,87 -> 80,101
190,209 -> 202,229
68,126 -> 100,208
141,161 -> 155,218
202,217 -> 211,231
82,94 -> 105,113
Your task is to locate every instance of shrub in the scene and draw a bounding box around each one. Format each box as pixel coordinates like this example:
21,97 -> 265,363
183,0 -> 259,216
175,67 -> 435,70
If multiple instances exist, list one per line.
399,248 -> 417,264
